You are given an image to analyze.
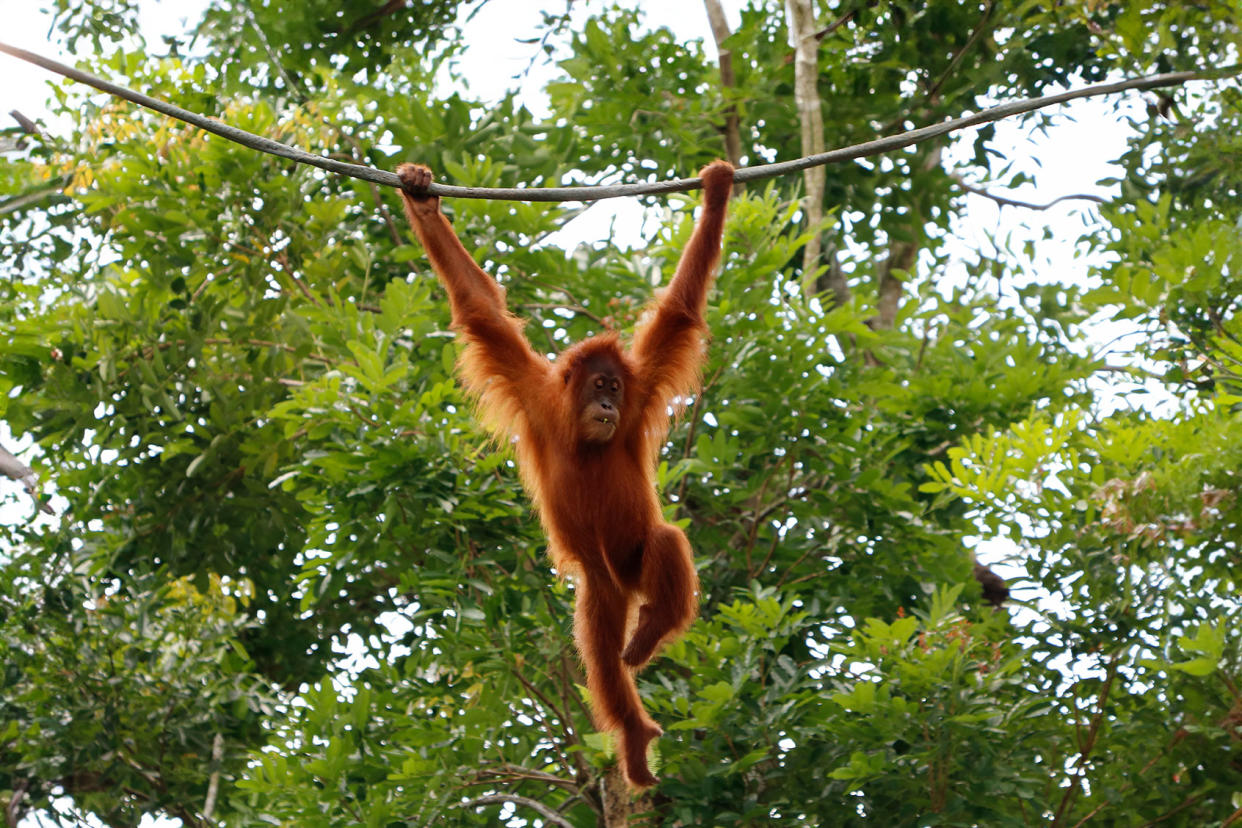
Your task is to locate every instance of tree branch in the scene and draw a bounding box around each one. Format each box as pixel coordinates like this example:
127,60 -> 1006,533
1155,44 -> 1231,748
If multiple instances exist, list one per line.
0,178 -> 71,216
925,1 -> 994,103
242,5 -> 306,101
0,40 -> 1234,201
953,174 -> 1107,210
473,763 -> 580,793
812,6 -> 857,41
9,109 -> 39,135
1051,654 -> 1121,827
458,794 -> 576,828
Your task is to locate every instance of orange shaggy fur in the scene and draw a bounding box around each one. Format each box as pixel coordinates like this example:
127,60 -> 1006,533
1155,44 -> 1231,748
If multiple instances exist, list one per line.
396,160 -> 734,787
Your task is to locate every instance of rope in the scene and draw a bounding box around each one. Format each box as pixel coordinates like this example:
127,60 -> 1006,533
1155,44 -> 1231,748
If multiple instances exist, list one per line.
1,41 -> 1233,202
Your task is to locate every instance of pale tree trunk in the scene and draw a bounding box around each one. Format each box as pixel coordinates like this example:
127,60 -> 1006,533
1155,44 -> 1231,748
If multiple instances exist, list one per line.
784,0 -> 826,300
703,0 -> 742,169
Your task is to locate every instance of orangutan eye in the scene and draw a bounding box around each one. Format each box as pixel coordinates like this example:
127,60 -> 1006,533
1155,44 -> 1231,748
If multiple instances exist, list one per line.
595,377 -> 605,389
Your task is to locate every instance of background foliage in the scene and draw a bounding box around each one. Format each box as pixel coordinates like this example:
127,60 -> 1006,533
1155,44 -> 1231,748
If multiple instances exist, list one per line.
2,1 -> 1241,825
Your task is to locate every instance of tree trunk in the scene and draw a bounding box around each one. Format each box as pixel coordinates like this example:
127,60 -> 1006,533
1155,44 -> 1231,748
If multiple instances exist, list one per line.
600,763 -> 650,827
784,0 -> 826,300
703,0 -> 742,169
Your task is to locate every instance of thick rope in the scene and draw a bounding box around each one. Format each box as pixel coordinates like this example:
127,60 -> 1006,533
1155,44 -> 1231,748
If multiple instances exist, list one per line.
1,41 -> 1234,202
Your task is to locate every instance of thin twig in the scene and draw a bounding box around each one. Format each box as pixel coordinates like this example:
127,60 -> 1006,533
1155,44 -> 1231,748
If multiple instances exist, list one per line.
341,131 -> 404,245
473,763 -> 580,793
1134,793 -> 1210,827
242,4 -> 306,101
458,794 -> 576,828
675,364 -> 723,506
954,175 -> 1107,210
509,660 -> 582,782
519,302 -> 608,328
0,176 -> 72,216
925,1 -> 994,103
1067,724 -> 1192,827
0,40 -> 1232,201
511,661 -> 577,746
812,6 -> 858,40
1052,654 -> 1121,827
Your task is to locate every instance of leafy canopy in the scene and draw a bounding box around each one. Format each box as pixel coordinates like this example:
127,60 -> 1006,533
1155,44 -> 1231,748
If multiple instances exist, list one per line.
2,1 -> 1241,826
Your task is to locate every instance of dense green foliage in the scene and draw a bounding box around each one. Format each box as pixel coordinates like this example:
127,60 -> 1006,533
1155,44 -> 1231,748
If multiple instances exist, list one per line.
2,1 -> 1241,825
